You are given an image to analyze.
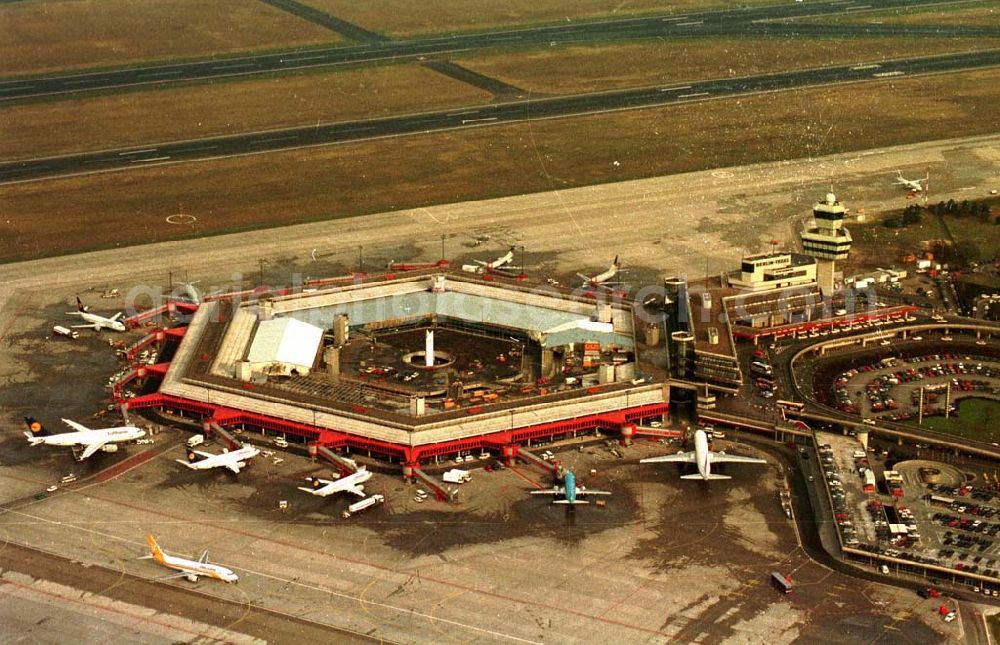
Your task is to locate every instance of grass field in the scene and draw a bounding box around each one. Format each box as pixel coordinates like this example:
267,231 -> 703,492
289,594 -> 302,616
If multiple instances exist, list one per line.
0,0 -> 338,76
2,68 -> 998,263
0,66 -> 492,160
455,37 -> 996,94
299,0 -> 779,37
920,398 -> 1000,443
810,3 -> 1000,26
850,209 -> 1000,273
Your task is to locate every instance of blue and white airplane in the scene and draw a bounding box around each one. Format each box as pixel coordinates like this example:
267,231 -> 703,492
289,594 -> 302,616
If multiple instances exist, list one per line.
531,470 -> 610,505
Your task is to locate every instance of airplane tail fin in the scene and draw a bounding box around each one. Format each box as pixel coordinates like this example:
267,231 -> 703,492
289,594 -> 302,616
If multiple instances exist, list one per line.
681,473 -> 731,480
75,296 -> 88,312
146,535 -> 166,563
24,417 -> 48,435
309,476 -> 322,490
23,417 -> 49,443
185,449 -> 203,464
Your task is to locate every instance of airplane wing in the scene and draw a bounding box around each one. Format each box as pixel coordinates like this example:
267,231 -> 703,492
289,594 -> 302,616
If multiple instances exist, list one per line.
62,418 -> 90,432
224,462 -> 242,474
345,485 -> 366,498
191,449 -> 216,459
529,487 -> 565,496
79,441 -> 107,460
158,571 -> 195,581
198,550 -> 209,564
110,312 -> 124,321
711,453 -> 767,465
70,323 -> 100,329
298,482 -> 335,496
575,489 -> 611,496
640,451 -> 695,464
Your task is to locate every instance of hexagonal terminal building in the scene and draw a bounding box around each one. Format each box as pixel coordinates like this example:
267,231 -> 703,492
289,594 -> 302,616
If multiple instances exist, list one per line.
134,272 -> 668,470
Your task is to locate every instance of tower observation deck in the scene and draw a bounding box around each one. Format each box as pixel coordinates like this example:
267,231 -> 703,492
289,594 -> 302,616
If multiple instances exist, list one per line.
800,192 -> 852,294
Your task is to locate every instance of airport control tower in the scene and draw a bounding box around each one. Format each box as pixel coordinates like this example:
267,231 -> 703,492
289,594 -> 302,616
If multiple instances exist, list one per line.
800,192 -> 852,295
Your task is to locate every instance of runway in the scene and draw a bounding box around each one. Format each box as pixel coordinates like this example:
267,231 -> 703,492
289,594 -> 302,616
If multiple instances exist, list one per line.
2,49 -> 998,184
0,0 -> 990,102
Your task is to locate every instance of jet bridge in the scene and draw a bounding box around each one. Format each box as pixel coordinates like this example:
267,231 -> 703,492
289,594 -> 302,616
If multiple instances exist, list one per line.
411,468 -> 454,502
517,448 -> 560,475
206,422 -> 241,451
314,445 -> 360,476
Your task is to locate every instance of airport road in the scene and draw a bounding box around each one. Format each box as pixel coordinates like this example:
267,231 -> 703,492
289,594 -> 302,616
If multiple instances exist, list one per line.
0,0 -> 990,102
0,541 -> 378,644
2,49 -> 999,184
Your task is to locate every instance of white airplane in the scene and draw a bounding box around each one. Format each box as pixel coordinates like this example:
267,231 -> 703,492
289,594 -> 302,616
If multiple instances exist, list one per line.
578,256 -> 623,288
461,247 -> 519,275
640,429 -> 766,480
67,296 -> 126,332
176,282 -> 202,305
298,466 -> 372,498
530,470 -> 610,505
23,417 -> 145,460
176,444 -> 260,474
142,534 -> 238,583
893,171 -> 928,193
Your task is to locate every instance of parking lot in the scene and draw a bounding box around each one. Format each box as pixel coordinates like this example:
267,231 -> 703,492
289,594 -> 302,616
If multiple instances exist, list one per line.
829,352 -> 1000,422
804,430 -> 1000,596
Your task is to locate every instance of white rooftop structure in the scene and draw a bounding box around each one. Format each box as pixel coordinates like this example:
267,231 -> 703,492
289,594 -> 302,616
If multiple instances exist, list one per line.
246,317 -> 323,375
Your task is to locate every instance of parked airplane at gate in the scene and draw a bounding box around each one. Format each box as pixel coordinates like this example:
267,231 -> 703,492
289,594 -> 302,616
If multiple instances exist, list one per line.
461,247 -> 519,275
578,256 -> 623,288
640,429 -> 766,480
142,534 -> 239,583
67,296 -> 126,332
893,171 -> 928,193
176,282 -> 202,305
176,444 -> 260,474
298,466 -> 372,497
23,417 -> 145,460
530,470 -> 610,504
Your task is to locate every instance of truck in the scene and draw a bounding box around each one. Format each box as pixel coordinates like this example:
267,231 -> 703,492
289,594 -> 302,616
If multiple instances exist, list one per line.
342,494 -> 384,518
443,469 -> 472,484
186,434 -> 205,448
862,469 -> 876,492
771,571 -> 792,594
52,325 -> 79,340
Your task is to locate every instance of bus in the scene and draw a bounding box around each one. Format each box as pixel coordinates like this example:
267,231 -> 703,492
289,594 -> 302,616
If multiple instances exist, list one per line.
771,572 -> 793,594
776,400 -> 805,412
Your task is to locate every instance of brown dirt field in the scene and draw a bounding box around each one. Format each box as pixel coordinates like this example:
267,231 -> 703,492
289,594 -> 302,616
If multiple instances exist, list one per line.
455,36 -> 998,94
0,0 -> 338,76
298,0 -> 778,37
1,68 -> 997,263
0,66 -> 491,160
